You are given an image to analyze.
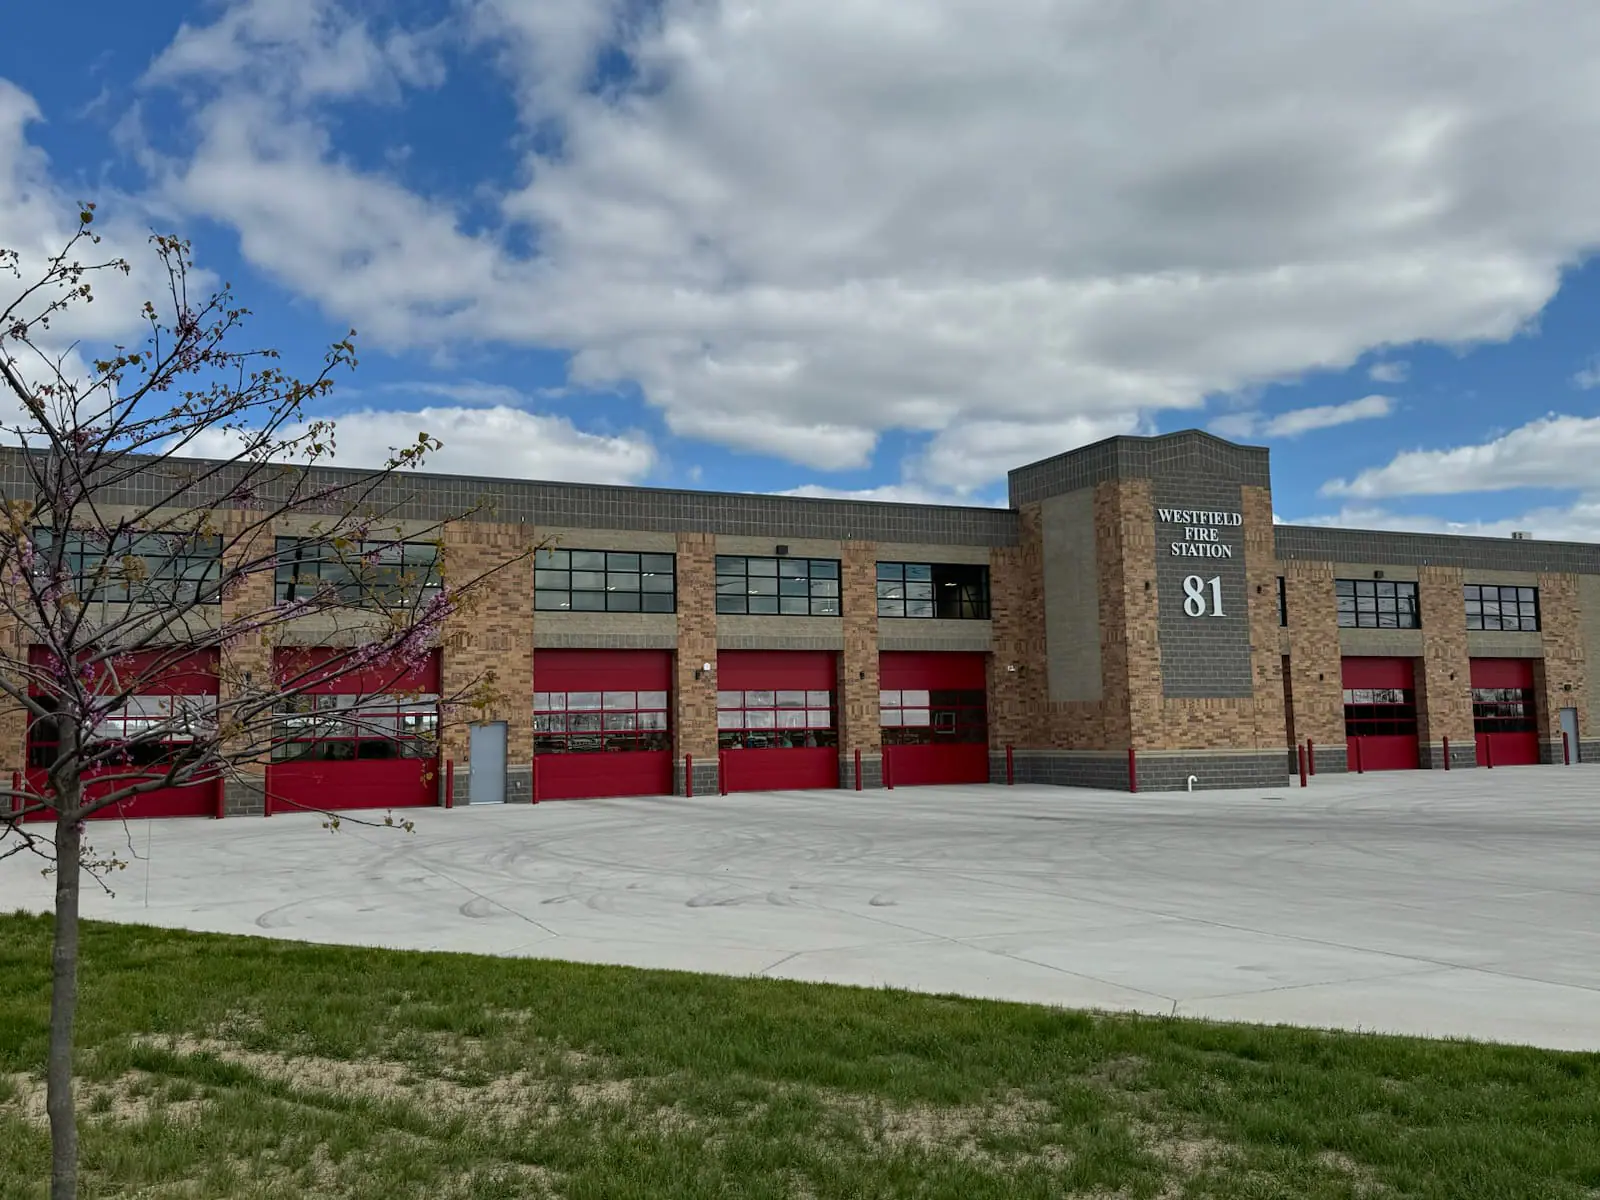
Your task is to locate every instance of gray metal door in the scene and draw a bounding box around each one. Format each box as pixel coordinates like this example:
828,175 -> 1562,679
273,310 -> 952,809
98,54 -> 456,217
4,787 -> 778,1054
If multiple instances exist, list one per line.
468,722 -> 507,804
1560,707 -> 1581,764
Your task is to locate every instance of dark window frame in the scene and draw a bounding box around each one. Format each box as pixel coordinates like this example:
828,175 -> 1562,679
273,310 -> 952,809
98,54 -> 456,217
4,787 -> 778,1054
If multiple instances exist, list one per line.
275,537 -> 441,609
1341,687 -> 1419,737
1335,578 -> 1420,629
34,528 -> 223,606
876,562 -> 991,620
714,556 -> 841,617
534,548 -> 676,614
1277,576 -> 1288,627
1464,584 -> 1540,632
1471,686 -> 1537,733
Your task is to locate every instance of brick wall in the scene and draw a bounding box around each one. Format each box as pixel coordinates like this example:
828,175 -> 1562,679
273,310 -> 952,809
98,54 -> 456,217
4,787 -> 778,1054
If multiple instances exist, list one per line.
218,510 -> 276,814
989,505 -> 1048,750
838,541 -> 880,755
1415,565 -> 1474,763
440,521 -> 536,803
1282,563 -> 1345,749
1535,572 -> 1588,759
674,533 -> 718,793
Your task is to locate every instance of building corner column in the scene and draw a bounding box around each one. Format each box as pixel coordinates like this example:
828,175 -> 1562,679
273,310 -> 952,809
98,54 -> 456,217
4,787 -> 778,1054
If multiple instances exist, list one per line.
839,541 -> 881,788
674,533 -> 719,795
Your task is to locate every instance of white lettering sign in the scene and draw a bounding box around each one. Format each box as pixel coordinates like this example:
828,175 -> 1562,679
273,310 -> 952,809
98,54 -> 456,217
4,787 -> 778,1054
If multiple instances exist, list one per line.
1182,575 -> 1225,617
1157,506 -> 1242,558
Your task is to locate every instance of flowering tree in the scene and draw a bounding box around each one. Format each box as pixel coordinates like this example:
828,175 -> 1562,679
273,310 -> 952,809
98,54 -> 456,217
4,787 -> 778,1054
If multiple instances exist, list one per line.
0,209 -> 526,1200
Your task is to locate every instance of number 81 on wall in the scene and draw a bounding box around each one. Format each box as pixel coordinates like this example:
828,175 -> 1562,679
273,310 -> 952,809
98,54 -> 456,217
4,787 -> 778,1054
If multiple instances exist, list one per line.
1182,575 -> 1225,618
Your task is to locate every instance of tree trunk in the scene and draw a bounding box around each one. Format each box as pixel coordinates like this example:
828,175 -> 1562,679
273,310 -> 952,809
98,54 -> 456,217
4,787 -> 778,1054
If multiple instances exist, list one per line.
47,804 -> 81,1200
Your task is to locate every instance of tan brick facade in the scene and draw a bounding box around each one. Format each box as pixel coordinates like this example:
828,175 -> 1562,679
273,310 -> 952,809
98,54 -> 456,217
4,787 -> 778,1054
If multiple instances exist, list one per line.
673,533 -> 718,786
1413,566 -> 1474,758
1282,564 -> 1345,749
1535,573 -> 1588,756
838,541 -> 880,756
988,505 -> 1048,749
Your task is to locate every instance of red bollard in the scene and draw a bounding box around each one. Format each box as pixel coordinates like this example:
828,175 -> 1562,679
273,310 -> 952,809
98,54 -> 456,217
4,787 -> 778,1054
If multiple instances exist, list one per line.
1006,744 -> 1015,786
1297,744 -> 1308,788
214,773 -> 226,820
854,747 -> 862,791
1307,739 -> 1316,776
1128,747 -> 1138,794
444,759 -> 455,808
9,769 -> 18,818
531,757 -> 540,804
685,754 -> 694,798
1563,731 -> 1571,766
1353,737 -> 1364,774
1485,737 -> 1494,769
1442,735 -> 1450,770
884,746 -> 894,790
720,751 -> 729,796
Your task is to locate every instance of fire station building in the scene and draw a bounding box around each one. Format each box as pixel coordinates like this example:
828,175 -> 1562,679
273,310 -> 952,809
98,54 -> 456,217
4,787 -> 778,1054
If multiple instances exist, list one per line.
6,429 -> 1597,818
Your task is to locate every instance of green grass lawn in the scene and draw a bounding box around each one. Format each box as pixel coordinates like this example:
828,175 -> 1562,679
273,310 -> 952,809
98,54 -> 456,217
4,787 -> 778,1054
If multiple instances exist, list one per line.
2,914 -> 1598,1198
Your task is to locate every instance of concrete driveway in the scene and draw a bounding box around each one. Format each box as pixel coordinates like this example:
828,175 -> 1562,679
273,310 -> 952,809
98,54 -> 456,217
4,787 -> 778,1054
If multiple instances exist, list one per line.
5,768 -> 1600,1050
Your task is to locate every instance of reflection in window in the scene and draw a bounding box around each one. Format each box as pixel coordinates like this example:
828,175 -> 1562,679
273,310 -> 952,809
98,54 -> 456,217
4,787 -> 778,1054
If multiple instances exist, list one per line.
1464,584 -> 1539,632
876,563 -> 990,619
534,690 -> 671,754
535,549 -> 676,613
1335,579 -> 1419,629
717,689 -> 836,749
715,557 -> 840,616
35,529 -> 223,606
271,694 -> 440,761
275,538 -> 441,609
879,689 -> 988,745
1472,686 -> 1536,733
1341,688 -> 1418,737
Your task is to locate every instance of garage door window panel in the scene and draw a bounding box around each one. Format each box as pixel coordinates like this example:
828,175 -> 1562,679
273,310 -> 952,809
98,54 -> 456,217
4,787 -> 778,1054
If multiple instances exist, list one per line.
1473,687 -> 1537,733
535,690 -> 670,753
1342,687 -> 1418,737
718,689 -> 837,748
273,694 -> 439,761
880,689 -> 988,745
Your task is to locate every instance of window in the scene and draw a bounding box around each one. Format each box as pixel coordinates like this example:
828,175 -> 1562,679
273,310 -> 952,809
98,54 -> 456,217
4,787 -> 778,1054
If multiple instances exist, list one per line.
275,538 -> 441,608
876,563 -> 991,619
533,690 -> 670,754
879,689 -> 988,745
1472,686 -> 1537,734
716,689 -> 836,749
34,529 -> 222,605
1464,584 -> 1539,632
534,549 -> 675,613
1341,688 -> 1418,737
1277,576 -> 1288,627
715,556 -> 840,616
30,694 -> 218,769
271,693 -> 440,761
1335,579 -> 1420,629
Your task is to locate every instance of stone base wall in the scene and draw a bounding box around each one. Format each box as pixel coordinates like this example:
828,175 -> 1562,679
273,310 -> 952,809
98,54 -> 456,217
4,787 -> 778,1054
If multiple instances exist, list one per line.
837,751 -> 883,790
674,757 -> 720,797
1420,740 -> 1479,771
1008,748 -> 1287,792
223,776 -> 265,818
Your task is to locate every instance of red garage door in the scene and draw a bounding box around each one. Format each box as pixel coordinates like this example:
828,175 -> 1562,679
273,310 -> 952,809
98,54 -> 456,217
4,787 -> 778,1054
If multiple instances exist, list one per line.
880,652 -> 990,786
24,647 -> 221,821
1342,657 -> 1419,771
1471,658 -> 1540,767
267,648 -> 440,814
718,651 -> 839,792
534,650 -> 673,800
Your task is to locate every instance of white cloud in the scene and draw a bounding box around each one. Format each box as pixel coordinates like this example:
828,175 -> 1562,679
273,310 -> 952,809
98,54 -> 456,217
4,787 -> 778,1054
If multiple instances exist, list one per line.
1574,358 -> 1600,389
1210,394 -> 1394,440
1368,360 -> 1410,383
779,482 -> 1002,507
1289,499 -> 1600,543
179,404 -> 657,484
133,1 -> 1600,486
1322,414 -> 1600,498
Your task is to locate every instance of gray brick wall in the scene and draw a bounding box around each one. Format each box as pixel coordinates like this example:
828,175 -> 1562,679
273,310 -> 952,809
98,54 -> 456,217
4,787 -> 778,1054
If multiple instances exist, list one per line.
1277,524 -> 1600,575
1152,475 -> 1253,698
1009,430 -> 1271,506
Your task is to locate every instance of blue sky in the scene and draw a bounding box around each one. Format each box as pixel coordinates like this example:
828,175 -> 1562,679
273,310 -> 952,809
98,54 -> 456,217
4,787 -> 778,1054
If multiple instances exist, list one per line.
5,1 -> 1600,537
